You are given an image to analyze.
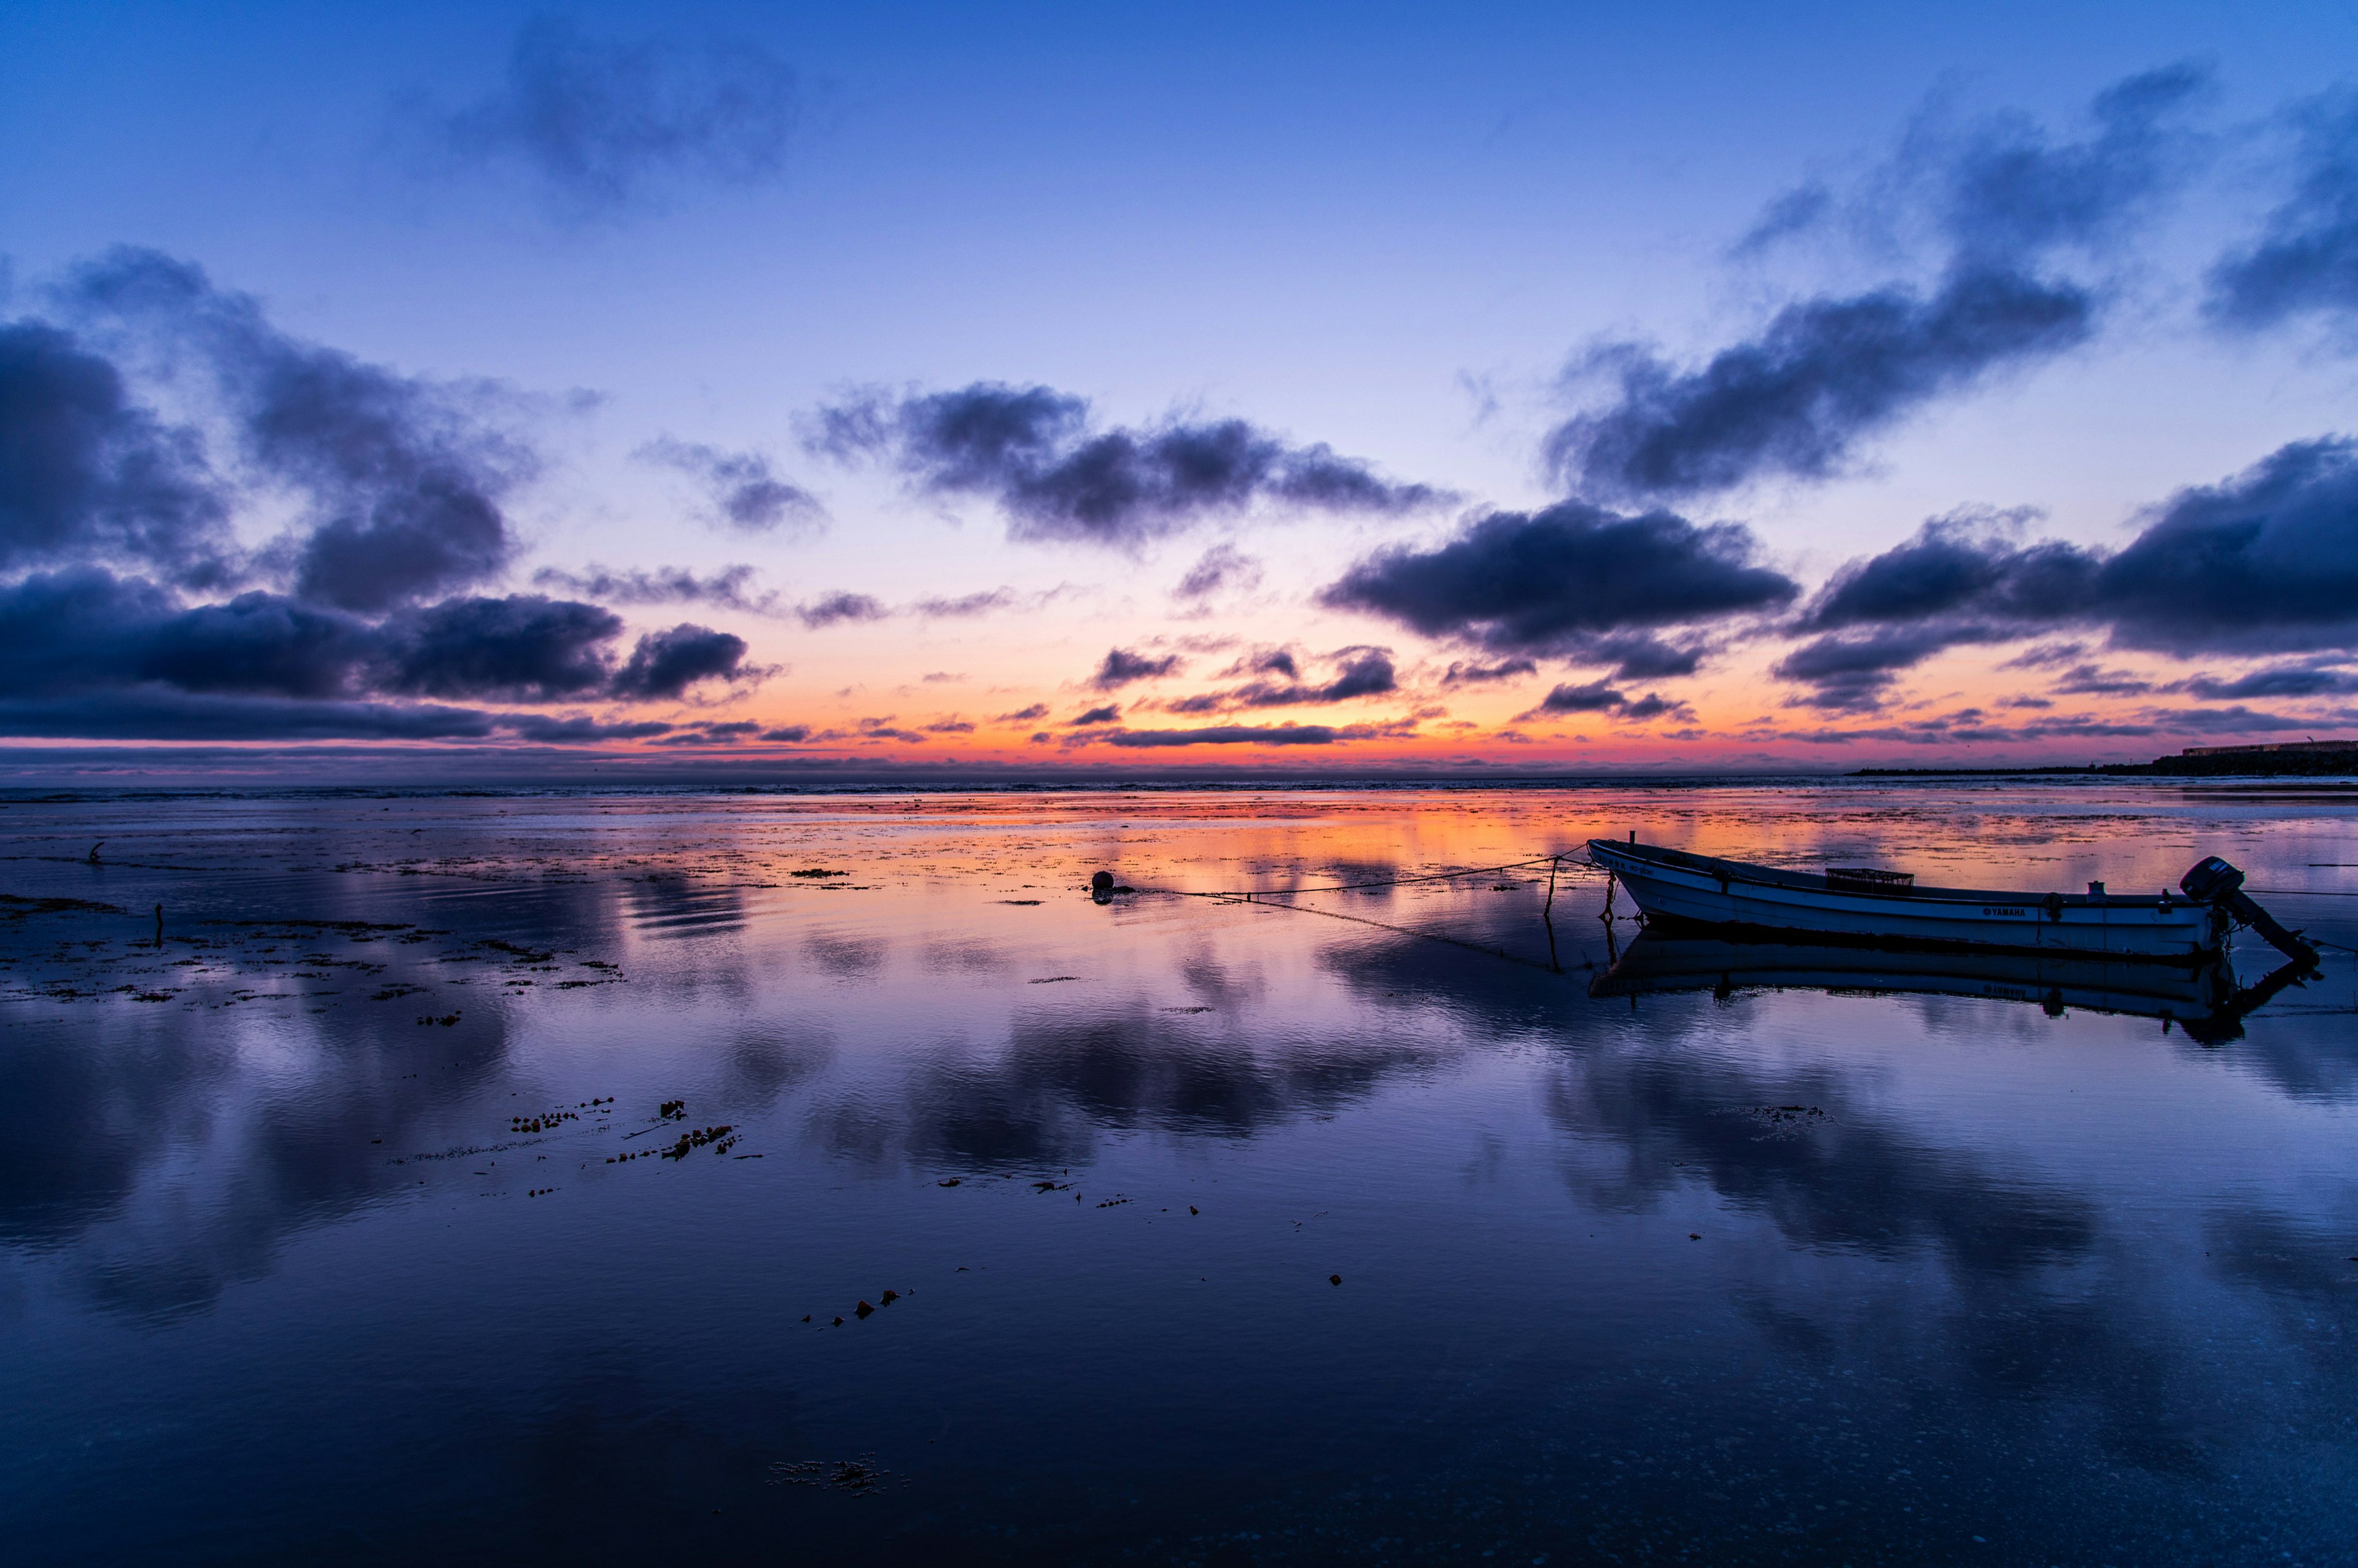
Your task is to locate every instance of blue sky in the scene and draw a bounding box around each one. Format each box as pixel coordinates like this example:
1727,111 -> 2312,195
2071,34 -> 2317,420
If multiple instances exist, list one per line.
4,2 -> 2357,776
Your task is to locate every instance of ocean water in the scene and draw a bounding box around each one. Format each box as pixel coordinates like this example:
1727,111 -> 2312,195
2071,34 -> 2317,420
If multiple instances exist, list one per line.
1,781 -> 2354,1565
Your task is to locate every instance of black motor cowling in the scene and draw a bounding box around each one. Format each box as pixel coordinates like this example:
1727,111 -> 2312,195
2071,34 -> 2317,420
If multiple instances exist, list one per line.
2182,856 -> 2319,967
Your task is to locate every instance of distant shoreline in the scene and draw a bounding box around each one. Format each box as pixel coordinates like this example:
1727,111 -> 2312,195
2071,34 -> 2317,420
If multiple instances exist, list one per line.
3,770 -> 2355,801
1857,750 -> 2358,780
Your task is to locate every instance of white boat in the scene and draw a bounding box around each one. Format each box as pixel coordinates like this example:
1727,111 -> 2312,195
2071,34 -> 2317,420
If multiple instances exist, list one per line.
1586,839 -> 2316,964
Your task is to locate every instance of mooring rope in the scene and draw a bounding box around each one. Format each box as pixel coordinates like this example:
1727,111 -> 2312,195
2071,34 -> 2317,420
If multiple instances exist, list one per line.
1124,853 -> 1600,974
1138,853 -> 1585,902
1185,891 -> 1579,972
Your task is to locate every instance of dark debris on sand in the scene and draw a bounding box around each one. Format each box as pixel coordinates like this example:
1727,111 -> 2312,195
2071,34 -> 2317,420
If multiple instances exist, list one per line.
768,1454 -> 904,1494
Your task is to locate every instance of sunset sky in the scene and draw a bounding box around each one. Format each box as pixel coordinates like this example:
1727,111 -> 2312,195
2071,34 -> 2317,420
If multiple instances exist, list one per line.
6,1 -> 2358,780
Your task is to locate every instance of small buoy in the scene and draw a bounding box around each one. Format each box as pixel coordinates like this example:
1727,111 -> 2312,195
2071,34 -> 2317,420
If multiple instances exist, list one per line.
1090,870 -> 1115,893
1329,1274 -> 1342,1286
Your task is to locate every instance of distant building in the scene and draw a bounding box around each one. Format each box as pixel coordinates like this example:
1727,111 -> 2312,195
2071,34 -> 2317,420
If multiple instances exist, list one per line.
2180,739 -> 2358,757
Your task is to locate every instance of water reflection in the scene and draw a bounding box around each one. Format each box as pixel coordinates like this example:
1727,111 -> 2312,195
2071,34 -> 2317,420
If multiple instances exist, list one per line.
0,996 -> 516,1318
0,870 -> 635,1317
820,1002 -> 1449,1171
1588,930 -> 2315,1042
1543,1031 -> 2098,1275
2,786 -> 2354,1561
621,875 -> 747,939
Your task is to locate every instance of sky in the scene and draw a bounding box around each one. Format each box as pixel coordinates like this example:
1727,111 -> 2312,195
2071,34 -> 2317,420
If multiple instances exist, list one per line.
5,0 -> 2358,780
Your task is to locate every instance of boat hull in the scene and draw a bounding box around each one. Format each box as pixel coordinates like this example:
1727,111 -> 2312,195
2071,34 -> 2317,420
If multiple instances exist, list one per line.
1588,839 -> 2221,960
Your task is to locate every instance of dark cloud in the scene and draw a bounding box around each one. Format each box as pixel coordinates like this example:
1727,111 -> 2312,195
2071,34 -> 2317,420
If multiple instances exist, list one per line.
291,481 -> 512,614
0,568 -> 341,701
637,437 -> 822,532
1772,510 -> 2098,705
1099,724 -> 1341,748
1321,501 -> 1797,655
1093,647 -> 1182,688
1732,182 -> 1833,258
0,320 -> 230,584
1226,648 -> 1397,708
1560,68 -> 2206,502
2207,91 -> 2358,332
1069,704 -> 1121,726
2177,663 -> 2358,701
1780,440 -> 2358,708
1523,681 -> 1695,723
2049,664 -> 2153,697
419,17 -> 801,217
910,588 -> 1017,618
0,569 -> 750,726
924,718 -> 975,734
2098,437 -> 2358,654
1175,543 -> 1262,598
0,691 -> 502,741
1918,63 -> 2211,266
0,251 -> 783,744
1998,640 -> 2088,669
1579,631 -> 1708,680
137,592 -> 375,699
375,594 -> 621,701
1617,693 -> 1692,721
1219,647 -> 1299,679
529,563 -> 780,616
2157,704 -> 2334,734
607,624 -> 752,700
809,381 -> 1440,545
1773,625 -> 1978,711
1532,680 -> 1625,713
1548,270 -> 2093,502
501,714 -> 677,743
761,726 -> 811,742
1153,647 -> 1401,715
1441,658 -> 1537,686
995,704 -> 1049,723
69,247 -> 531,612
795,591 -> 887,629
540,577 -> 1040,628
1799,508 -> 2089,631
1302,648 -> 1395,701
644,719 -> 766,745
568,579 -> 1029,628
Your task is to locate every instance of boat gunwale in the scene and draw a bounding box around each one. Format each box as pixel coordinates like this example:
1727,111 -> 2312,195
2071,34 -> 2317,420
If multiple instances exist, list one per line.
1587,837 -> 2202,912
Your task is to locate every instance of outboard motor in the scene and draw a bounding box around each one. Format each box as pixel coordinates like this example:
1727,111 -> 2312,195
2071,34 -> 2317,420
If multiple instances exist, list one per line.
2181,856 -> 2320,967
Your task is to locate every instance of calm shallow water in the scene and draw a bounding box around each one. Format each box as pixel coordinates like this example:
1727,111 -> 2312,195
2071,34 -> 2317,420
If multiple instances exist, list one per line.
2,782 -> 2355,1566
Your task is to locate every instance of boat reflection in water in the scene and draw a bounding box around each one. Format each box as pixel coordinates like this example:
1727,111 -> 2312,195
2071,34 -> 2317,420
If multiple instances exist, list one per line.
1587,928 -> 2318,1044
